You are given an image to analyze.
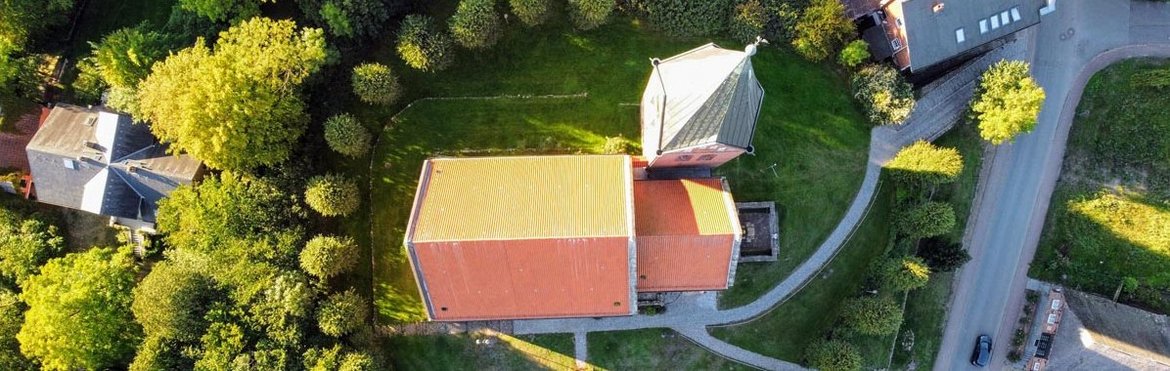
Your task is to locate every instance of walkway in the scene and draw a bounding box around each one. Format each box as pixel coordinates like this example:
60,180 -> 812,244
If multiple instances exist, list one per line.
514,36 -> 1025,370
934,1 -> 1170,370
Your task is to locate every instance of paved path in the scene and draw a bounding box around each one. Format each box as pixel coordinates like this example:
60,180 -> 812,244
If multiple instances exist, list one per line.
573,331 -> 587,370
934,1 -> 1170,370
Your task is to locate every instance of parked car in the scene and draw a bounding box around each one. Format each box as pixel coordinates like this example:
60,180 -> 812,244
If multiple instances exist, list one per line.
971,334 -> 992,367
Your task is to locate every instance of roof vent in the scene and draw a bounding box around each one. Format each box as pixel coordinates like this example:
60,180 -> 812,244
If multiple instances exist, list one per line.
127,165 -> 138,174
83,115 -> 97,126
84,141 -> 102,151
933,2 -> 945,13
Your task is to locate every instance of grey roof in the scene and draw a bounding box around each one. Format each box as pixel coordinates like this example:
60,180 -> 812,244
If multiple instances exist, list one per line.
25,104 -> 201,223
899,0 -> 1043,72
641,43 -> 764,153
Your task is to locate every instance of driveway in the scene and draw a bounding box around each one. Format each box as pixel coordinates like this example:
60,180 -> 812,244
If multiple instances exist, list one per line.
934,1 -> 1170,370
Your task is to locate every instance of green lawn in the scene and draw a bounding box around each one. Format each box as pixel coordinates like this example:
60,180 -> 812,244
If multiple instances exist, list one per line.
709,183 -> 894,364
587,329 -> 751,370
1032,58 -> 1170,314
382,333 -> 574,370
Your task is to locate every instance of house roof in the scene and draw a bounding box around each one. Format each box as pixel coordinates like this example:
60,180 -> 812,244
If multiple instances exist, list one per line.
896,0 -> 1043,72
25,104 -> 201,223
634,178 -> 741,292
641,43 -> 764,153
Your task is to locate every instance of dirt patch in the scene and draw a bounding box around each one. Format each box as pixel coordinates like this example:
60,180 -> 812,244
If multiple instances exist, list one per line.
58,208 -> 120,250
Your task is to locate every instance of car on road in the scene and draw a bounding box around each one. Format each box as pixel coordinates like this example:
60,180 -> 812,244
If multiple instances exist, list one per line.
971,334 -> 992,367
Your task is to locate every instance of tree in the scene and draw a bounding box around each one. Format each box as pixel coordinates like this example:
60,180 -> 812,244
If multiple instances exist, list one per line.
838,40 -> 869,67
137,17 -> 329,171
156,173 -> 301,256
130,336 -> 189,371
351,63 -> 400,105
568,0 -> 614,31
641,0 -> 727,36
841,296 -> 903,336
303,345 -> 344,370
805,340 -> 861,371
89,26 -> 172,89
792,0 -> 853,61
0,289 -> 34,371
17,247 -> 141,370
449,0 -> 501,49
317,290 -> 368,337
0,0 -> 75,101
397,14 -> 455,72
852,64 -> 915,125
324,113 -> 372,158
884,140 -> 964,184
0,209 -> 65,286
917,237 -> 971,272
178,0 -> 271,22
880,257 -> 931,292
972,60 -> 1046,144
132,262 -> 218,342
300,235 -> 359,280
895,201 -> 956,239
305,174 -> 360,217
510,0 -> 552,27
339,351 -> 376,371
730,0 -> 768,43
317,0 -> 391,38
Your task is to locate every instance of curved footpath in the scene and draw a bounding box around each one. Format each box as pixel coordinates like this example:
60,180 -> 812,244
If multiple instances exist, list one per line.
934,1 -> 1170,370
511,35 -> 1022,370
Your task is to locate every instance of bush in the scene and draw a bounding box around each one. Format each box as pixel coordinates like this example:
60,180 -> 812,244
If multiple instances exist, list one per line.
324,113 -> 372,158
792,0 -> 853,61
885,140 -> 964,184
838,40 -> 869,67
317,290 -> 369,337
841,296 -> 903,336
880,256 -> 931,292
972,60 -> 1045,144
601,136 -> 631,154
896,201 -> 956,239
510,0 -> 552,27
397,14 -> 455,72
305,174 -> 360,217
351,63 -> 400,105
643,0 -> 729,37
852,64 -> 915,125
568,0 -> 615,30
730,0 -> 768,43
805,340 -> 862,371
132,262 -> 216,342
917,237 -> 971,272
300,235 -> 359,280
449,0 -> 501,49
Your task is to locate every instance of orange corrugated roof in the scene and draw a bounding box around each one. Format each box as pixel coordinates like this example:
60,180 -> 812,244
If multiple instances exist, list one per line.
634,178 -> 737,236
410,155 -> 633,242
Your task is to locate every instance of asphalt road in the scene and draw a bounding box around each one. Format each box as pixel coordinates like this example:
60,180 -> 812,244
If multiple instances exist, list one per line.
934,2 -> 1170,370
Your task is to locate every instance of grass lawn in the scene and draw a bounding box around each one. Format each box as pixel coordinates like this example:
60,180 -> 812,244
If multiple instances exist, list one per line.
709,182 -> 894,364
1031,58 -> 1170,314
588,329 -> 752,370
382,333 -> 575,370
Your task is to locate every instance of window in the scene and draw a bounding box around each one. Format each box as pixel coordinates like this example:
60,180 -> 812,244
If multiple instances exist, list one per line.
1011,7 -> 1022,22
991,16 -> 1000,29
895,18 -> 903,27
677,155 -> 693,161
1000,11 -> 1010,25
955,28 -> 966,43
62,159 -> 77,170
698,154 -> 716,161
891,38 -> 903,50
980,20 -> 989,34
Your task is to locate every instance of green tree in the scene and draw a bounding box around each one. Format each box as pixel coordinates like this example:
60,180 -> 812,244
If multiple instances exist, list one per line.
838,40 -> 869,67
305,174 -> 360,217
730,0 -> 768,43
0,289 -> 33,371
396,14 -> 455,72
300,235 -> 359,280
0,0 -> 75,100
324,113 -> 372,158
132,262 -> 218,342
449,0 -> 501,49
317,290 -> 368,337
805,340 -> 861,371
303,345 -> 345,371
319,0 -> 390,38
568,0 -> 614,31
351,62 -> 401,105
130,336 -> 189,371
642,0 -> 727,36
339,351 -> 376,371
884,140 -> 964,184
178,0 -> 271,22
792,0 -> 853,61
851,64 -> 915,125
895,201 -> 956,239
880,256 -> 931,292
972,60 -> 1046,144
841,296 -> 903,336
137,17 -> 329,171
17,247 -> 141,370
156,173 -> 301,256
916,237 -> 971,272
0,209 -> 65,286
510,0 -> 552,27
89,26 -> 172,89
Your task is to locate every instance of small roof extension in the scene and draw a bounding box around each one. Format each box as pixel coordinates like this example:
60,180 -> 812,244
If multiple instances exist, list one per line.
634,178 -> 741,292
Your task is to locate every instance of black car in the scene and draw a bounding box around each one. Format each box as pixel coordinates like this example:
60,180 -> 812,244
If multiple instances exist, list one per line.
970,334 -> 992,367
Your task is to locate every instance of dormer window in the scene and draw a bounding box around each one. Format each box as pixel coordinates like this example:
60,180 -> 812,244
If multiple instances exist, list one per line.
62,159 -> 77,170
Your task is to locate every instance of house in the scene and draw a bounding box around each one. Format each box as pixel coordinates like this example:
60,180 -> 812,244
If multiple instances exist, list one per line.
25,104 -> 202,232
640,42 -> 764,169
404,155 -> 743,321
863,0 -> 1044,74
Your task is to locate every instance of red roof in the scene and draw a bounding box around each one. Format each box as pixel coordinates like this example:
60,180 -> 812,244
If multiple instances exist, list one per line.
634,178 -> 741,292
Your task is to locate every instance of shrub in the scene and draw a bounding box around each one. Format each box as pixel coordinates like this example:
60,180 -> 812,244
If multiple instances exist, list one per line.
917,237 -> 971,272
730,0 -> 768,43
397,14 -> 455,72
317,290 -> 368,337
884,140 -> 964,184
792,0 -> 853,61
568,0 -> 615,30
880,256 -> 931,292
601,136 -> 631,154
300,235 -> 359,280
339,352 -> 376,371
510,0 -> 552,27
132,262 -> 216,342
852,64 -> 916,125
764,2 -> 800,44
841,296 -> 903,336
305,174 -> 360,217
351,63 -> 400,105
805,339 -> 861,371
838,39 -> 869,67
449,0 -> 501,49
643,0 -> 729,37
972,60 -> 1045,144
895,201 -> 956,239
324,113 -> 372,158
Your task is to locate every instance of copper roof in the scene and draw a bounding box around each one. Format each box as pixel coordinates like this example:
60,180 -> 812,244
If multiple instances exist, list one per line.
633,178 -> 741,292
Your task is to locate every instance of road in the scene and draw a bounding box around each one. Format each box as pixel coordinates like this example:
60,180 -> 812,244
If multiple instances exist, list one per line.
934,1 -> 1170,370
